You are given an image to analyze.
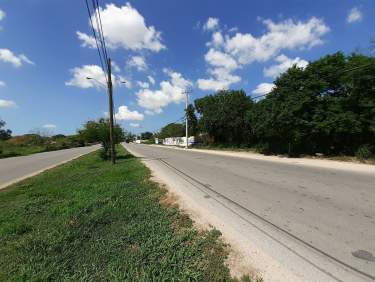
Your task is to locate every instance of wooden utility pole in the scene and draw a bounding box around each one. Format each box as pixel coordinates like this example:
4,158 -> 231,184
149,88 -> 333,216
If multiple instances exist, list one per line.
185,91 -> 188,149
107,58 -> 116,164
183,89 -> 192,149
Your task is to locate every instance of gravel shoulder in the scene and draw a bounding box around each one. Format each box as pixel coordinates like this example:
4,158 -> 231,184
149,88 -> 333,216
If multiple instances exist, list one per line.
151,144 -> 375,174
125,143 -> 375,282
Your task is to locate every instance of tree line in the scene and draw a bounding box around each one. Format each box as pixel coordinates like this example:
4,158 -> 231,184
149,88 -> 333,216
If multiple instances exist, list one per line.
0,119 -> 88,158
0,118 -> 128,160
159,52 -> 375,159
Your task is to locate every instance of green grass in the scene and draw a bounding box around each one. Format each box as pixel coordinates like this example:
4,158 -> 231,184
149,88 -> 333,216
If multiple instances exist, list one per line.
0,146 -> 241,281
0,135 -> 87,159
0,141 -> 47,158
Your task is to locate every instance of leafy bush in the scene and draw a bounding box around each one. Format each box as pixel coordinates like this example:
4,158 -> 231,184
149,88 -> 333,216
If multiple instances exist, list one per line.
355,145 -> 373,161
99,148 -> 109,160
254,143 -> 272,155
0,120 -> 12,141
78,118 -> 124,161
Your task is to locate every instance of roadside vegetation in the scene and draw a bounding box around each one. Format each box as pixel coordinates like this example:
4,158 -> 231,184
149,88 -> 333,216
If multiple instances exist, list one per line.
78,118 -> 124,160
0,118 -> 130,160
0,132 -> 86,159
0,146 -> 251,281
155,52 -> 375,162
0,119 -> 87,159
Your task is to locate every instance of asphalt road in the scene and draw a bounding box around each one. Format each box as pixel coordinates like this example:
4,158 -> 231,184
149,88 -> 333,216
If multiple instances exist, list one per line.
0,145 -> 100,189
125,143 -> 375,281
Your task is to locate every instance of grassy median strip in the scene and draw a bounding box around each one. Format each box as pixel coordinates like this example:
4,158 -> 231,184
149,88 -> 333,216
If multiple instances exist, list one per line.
0,146 -> 242,281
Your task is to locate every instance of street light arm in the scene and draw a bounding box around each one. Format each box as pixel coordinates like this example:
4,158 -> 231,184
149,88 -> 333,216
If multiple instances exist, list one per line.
86,77 -> 107,88
86,77 -> 127,87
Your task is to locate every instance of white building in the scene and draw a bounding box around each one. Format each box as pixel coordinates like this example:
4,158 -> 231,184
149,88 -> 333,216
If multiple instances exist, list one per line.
163,136 -> 195,147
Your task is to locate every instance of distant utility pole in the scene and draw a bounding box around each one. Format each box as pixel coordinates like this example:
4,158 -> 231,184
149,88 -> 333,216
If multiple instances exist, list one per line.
183,89 -> 192,149
107,58 -> 116,164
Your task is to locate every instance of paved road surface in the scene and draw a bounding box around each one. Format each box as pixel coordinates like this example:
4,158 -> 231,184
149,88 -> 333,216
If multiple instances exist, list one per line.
0,145 -> 100,189
125,143 -> 375,281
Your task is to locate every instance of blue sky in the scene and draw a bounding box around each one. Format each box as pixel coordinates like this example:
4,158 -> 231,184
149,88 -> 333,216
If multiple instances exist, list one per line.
0,0 -> 374,135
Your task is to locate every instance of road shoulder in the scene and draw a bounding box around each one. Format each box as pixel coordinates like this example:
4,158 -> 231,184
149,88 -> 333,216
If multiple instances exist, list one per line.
125,143 -> 372,281
148,144 -> 375,175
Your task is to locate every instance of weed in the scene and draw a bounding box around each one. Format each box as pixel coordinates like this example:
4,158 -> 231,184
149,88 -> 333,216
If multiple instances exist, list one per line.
0,146 -> 239,281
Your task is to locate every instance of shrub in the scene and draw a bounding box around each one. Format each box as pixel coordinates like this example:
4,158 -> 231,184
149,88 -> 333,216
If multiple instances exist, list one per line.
78,118 -> 124,162
355,145 -> 373,161
254,143 -> 272,155
99,148 -> 109,160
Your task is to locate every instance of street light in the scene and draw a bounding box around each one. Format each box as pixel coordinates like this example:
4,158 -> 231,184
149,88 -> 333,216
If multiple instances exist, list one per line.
86,70 -> 127,165
86,77 -> 127,123
86,77 -> 127,87
86,76 -> 106,87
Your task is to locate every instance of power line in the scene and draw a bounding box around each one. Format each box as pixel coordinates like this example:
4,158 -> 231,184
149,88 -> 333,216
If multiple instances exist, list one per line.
168,116 -> 185,125
91,0 -> 109,69
84,0 -> 107,81
94,0 -> 109,65
83,0 -> 116,165
252,62 -> 375,101
340,62 -> 375,73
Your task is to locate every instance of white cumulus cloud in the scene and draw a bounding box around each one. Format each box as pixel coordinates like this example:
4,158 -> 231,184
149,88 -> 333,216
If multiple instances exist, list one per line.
65,65 -> 130,89
128,55 -> 147,71
203,17 -> 219,31
0,99 -> 17,108
147,75 -> 155,85
144,110 -> 155,115
0,9 -> 6,21
210,31 -> 224,47
43,124 -> 57,129
204,48 -> 238,70
65,65 -> 107,89
0,49 -> 34,67
252,83 -> 275,95
137,69 -> 192,114
197,67 -> 241,91
197,17 -> 328,91
77,2 -> 165,52
347,7 -> 362,23
76,31 -> 97,48
115,105 -> 144,121
225,17 -> 329,65
111,61 -> 121,72
137,81 -> 149,89
263,54 -> 308,78
129,123 -> 140,128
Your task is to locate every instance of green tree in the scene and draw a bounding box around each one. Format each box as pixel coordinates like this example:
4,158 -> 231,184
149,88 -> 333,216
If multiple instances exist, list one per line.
78,119 -> 124,160
141,131 -> 153,140
195,90 -> 253,145
0,120 -> 12,141
185,104 -> 198,136
124,132 -> 135,143
247,52 -> 375,155
157,123 -> 184,139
